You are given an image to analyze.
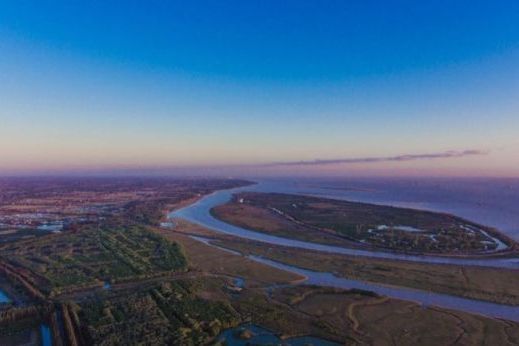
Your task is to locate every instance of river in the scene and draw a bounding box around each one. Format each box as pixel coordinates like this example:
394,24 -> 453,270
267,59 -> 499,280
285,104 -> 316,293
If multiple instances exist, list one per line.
169,179 -> 519,322
171,181 -> 519,269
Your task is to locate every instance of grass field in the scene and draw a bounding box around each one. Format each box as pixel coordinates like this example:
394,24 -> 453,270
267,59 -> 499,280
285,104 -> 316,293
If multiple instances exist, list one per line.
214,237 -> 519,305
169,219 -> 519,305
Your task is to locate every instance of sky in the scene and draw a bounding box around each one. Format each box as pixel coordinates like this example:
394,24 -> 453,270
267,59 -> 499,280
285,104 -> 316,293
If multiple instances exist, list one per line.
0,1 -> 518,177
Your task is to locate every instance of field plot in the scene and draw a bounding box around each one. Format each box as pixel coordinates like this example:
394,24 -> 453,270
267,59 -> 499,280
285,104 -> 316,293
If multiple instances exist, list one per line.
0,225 -> 187,297
79,278 -> 240,345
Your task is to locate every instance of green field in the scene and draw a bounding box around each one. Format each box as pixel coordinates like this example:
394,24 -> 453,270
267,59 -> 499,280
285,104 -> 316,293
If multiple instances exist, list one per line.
0,225 -> 187,296
79,278 -> 240,345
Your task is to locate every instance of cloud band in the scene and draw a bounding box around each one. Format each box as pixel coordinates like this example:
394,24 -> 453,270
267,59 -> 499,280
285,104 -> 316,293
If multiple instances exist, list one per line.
270,150 -> 486,166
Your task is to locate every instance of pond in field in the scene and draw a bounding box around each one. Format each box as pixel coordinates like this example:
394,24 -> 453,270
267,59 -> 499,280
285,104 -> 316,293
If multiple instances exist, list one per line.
0,325 -> 48,346
0,289 -> 11,303
40,324 -> 52,346
37,222 -> 63,232
217,324 -> 339,346
232,277 -> 245,288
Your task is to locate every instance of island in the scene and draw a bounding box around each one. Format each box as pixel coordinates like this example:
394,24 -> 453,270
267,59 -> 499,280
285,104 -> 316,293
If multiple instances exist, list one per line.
211,192 -> 517,256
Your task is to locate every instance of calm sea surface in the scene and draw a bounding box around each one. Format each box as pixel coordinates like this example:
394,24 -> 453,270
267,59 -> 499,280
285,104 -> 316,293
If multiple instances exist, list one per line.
254,177 -> 519,241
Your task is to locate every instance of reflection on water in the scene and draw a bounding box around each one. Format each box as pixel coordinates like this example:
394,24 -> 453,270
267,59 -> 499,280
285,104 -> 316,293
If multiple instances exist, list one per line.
40,324 -> 52,346
217,324 -> 340,346
0,289 -> 11,303
233,277 -> 245,288
37,223 -> 63,232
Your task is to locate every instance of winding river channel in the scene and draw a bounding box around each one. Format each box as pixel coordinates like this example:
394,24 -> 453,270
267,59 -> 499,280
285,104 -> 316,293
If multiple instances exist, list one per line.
170,181 -> 519,322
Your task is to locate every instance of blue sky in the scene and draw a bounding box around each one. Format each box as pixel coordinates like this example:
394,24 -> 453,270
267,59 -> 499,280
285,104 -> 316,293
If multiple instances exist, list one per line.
0,1 -> 518,176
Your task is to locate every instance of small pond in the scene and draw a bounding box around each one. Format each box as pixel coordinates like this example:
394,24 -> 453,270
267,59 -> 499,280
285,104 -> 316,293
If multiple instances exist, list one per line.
40,324 -> 52,346
232,277 -> 245,288
216,324 -> 339,346
0,289 -> 11,303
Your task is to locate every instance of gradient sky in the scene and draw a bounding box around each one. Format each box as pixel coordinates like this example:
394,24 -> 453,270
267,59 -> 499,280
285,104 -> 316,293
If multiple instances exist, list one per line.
0,1 -> 518,176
